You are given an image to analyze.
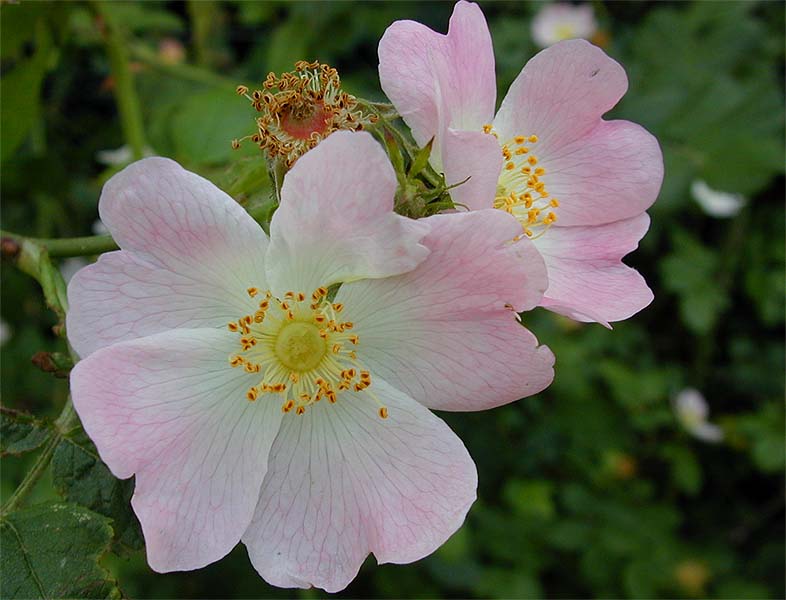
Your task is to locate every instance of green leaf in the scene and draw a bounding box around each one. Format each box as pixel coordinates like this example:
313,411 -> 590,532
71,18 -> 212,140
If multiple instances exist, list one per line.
503,479 -> 555,520
171,88 -> 257,165
52,429 -> 143,551
0,3 -> 45,60
661,444 -> 703,496
659,229 -> 729,335
0,502 -> 121,599
0,407 -> 52,456
0,21 -> 53,162
265,19 -> 310,76
407,137 -> 434,178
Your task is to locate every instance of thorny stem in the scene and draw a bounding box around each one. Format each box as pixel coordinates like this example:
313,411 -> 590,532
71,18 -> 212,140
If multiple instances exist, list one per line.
94,1 -> 147,160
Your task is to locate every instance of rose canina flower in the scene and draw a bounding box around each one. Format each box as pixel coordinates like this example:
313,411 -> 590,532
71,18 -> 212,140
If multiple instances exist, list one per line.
67,131 -> 554,591
379,1 -> 664,326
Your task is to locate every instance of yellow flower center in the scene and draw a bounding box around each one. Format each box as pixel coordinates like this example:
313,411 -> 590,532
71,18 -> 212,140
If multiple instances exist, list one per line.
274,321 -> 326,372
483,124 -> 559,238
227,286 -> 388,418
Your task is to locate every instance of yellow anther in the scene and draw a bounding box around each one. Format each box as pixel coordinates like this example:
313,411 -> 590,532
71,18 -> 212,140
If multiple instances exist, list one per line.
332,343 -> 341,354
247,287 -> 258,297
227,322 -> 239,332
229,355 -> 244,367
379,407 -> 389,419
528,156 -> 538,166
482,123 -> 493,133
505,162 -> 515,171
515,147 -> 528,155
514,135 -> 526,144
332,303 -> 343,313
535,167 -> 545,176
246,387 -> 258,401
528,135 -> 538,143
550,198 -> 560,207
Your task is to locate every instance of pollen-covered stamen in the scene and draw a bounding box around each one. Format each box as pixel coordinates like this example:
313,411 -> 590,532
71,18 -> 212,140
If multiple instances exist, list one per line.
226,286 -> 387,419
483,125 -> 559,238
235,61 -> 379,167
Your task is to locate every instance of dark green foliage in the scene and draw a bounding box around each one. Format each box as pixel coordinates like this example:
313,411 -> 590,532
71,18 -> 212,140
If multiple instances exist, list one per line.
1,408 -> 52,457
0,502 -> 121,599
52,429 -> 143,551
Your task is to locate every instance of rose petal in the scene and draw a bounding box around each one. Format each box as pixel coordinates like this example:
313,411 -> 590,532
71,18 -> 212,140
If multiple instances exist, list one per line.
379,0 -> 496,167
267,131 -> 429,294
535,213 -> 654,324
242,378 -> 477,592
494,39 -> 628,152
70,328 -> 283,571
98,157 -> 268,285
441,128 -> 502,211
536,119 -> 663,226
67,251 -> 256,357
336,210 -> 554,411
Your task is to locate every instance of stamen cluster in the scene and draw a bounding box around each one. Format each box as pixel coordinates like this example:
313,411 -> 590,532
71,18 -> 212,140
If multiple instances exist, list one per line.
483,125 -> 559,238
235,61 -> 378,167
228,286 -> 387,418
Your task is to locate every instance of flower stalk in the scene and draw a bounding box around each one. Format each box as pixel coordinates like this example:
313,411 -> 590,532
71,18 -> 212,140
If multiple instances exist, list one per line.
94,1 -> 147,160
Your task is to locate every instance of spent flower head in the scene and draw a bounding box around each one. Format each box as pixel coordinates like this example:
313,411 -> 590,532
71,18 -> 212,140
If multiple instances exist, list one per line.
379,0 -> 663,326
67,131 -> 553,591
235,60 -> 378,167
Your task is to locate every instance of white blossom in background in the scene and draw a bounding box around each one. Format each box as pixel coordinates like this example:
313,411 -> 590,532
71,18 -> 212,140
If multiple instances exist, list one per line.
531,3 -> 597,48
673,388 -> 724,443
96,145 -> 155,166
60,258 -> 89,284
691,180 -> 747,218
92,219 -> 109,235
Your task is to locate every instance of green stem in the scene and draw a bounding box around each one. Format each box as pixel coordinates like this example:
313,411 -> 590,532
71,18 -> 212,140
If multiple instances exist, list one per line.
1,400 -> 77,516
94,1 -> 147,160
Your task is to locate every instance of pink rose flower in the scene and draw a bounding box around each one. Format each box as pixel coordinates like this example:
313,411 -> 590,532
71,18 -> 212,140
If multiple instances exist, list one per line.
67,131 -> 554,591
379,1 -> 664,325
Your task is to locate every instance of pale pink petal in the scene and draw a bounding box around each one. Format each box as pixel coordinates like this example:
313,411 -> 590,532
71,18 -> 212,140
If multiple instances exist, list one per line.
535,213 -> 654,325
98,157 -> 268,285
267,131 -> 429,294
67,251 -> 256,357
537,119 -> 663,226
70,328 -> 283,572
441,128 -> 502,211
379,0 -> 496,162
336,210 -> 554,411
494,39 -> 628,153
242,378 -> 477,592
